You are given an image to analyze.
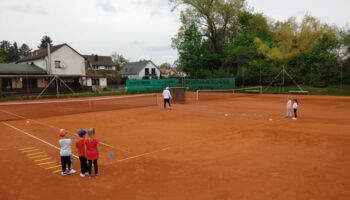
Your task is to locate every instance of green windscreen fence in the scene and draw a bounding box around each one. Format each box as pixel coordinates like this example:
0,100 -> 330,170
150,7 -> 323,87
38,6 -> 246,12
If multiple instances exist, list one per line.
183,77 -> 235,90
126,79 -> 179,92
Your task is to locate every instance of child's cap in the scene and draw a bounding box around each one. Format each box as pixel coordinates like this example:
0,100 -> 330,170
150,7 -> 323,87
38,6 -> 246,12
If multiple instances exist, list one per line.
59,129 -> 68,137
78,129 -> 87,137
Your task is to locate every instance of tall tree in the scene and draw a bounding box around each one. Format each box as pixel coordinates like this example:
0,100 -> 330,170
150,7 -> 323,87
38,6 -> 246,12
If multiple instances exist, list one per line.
0,40 -> 20,62
38,35 -> 53,48
8,42 -> 20,61
170,0 -> 246,54
0,48 -> 6,63
0,40 -> 10,63
19,43 -> 32,57
177,23 -> 204,77
160,62 -> 172,69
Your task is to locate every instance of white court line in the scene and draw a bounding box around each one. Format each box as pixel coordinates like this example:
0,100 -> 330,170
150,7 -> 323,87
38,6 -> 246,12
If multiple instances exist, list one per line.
0,93 -> 157,105
0,108 -> 133,154
3,122 -> 79,159
116,147 -> 171,162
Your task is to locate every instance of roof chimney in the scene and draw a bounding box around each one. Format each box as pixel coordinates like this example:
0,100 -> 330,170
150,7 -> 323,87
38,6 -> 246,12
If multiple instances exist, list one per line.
94,54 -> 98,61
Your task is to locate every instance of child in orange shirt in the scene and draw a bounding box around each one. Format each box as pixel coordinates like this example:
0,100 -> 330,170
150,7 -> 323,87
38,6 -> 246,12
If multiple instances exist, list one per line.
76,129 -> 88,177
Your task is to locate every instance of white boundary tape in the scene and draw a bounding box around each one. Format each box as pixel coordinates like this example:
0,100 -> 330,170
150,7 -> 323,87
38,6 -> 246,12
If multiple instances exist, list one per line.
0,108 -> 134,154
0,93 -> 157,106
3,122 -> 79,159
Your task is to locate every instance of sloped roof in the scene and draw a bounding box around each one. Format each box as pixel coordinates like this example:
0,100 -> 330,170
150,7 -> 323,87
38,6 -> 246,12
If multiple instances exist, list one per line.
19,43 -> 82,62
83,55 -> 115,67
0,64 -> 47,75
120,60 -> 158,75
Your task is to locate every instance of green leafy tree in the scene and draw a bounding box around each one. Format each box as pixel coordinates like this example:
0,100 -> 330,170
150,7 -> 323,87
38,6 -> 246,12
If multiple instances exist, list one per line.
111,52 -> 128,71
177,23 -> 204,77
0,48 -> 6,63
160,62 -> 172,69
170,0 -> 246,54
0,40 -> 21,62
223,12 -> 272,84
7,42 -> 20,62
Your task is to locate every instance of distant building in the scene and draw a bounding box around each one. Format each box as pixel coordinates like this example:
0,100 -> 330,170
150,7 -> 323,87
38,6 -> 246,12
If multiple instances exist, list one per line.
18,43 -> 86,76
120,60 -> 160,80
84,54 -> 116,71
0,43 -> 108,95
0,63 -> 47,91
160,66 -> 180,78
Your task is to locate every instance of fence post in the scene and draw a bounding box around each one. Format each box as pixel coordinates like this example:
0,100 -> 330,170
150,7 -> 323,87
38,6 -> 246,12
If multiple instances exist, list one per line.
0,78 -> 2,96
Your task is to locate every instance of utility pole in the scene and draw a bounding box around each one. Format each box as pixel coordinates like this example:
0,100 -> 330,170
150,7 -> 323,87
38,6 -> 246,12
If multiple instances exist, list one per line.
56,75 -> 59,98
47,43 -> 51,74
340,63 -> 343,89
282,65 -> 285,93
259,64 -> 262,86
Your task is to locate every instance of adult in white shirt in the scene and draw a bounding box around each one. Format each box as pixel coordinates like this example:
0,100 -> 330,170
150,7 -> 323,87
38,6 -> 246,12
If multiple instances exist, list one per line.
285,97 -> 292,118
293,99 -> 298,120
162,87 -> 172,110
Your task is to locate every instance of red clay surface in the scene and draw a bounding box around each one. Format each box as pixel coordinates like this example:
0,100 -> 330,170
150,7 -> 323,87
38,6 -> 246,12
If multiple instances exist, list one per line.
0,93 -> 350,200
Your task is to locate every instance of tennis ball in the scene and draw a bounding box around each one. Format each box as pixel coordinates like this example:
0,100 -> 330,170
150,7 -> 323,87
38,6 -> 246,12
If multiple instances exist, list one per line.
225,114 -> 228,117
26,120 -> 30,124
269,118 -> 273,121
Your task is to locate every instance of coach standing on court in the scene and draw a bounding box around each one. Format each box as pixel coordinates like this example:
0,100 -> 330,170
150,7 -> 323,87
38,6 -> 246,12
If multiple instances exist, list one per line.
162,87 -> 172,110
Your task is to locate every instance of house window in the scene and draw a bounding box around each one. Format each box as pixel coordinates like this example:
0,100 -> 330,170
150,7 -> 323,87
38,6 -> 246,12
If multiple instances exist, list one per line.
55,61 -> 61,68
151,68 -> 156,75
92,78 -> 100,86
145,68 -> 150,75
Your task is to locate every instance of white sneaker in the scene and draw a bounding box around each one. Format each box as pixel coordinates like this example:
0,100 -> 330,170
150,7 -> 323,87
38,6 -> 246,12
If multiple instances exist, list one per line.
79,173 -> 85,177
68,169 -> 77,174
61,172 -> 67,176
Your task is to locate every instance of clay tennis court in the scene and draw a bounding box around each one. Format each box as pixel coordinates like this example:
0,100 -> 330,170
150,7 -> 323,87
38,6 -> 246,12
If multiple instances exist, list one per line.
0,93 -> 349,200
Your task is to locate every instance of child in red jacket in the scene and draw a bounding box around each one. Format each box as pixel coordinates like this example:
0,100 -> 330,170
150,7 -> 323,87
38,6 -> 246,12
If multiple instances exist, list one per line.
85,128 -> 99,177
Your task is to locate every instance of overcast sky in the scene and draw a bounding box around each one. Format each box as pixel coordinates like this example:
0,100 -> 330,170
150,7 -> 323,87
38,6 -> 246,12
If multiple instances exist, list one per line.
0,0 -> 349,65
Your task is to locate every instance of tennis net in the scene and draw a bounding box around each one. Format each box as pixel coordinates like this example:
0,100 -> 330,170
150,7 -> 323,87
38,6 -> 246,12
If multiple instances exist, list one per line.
196,86 -> 262,101
169,87 -> 187,104
0,93 -> 158,121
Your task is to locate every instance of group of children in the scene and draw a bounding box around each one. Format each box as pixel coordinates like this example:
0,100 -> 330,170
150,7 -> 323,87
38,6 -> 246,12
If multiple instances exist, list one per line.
286,97 -> 299,120
59,128 -> 99,177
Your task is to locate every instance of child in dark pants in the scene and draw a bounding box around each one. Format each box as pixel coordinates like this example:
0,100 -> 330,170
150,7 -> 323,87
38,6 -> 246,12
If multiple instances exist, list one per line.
293,99 -> 299,120
76,129 -> 88,177
59,129 -> 76,176
85,128 -> 99,177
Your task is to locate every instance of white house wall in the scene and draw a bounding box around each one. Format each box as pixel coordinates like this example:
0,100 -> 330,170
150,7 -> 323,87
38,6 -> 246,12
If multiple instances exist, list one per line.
99,78 -> 107,87
32,59 -> 47,71
49,45 -> 86,75
85,78 -> 92,86
137,62 -> 160,78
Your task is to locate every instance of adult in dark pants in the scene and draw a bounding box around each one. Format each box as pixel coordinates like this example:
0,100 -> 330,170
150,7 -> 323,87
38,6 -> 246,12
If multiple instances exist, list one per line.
162,87 -> 172,110
293,99 -> 298,120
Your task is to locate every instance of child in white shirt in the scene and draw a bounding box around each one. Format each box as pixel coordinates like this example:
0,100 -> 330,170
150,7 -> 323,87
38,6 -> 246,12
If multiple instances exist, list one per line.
285,97 -> 292,118
59,129 -> 76,176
